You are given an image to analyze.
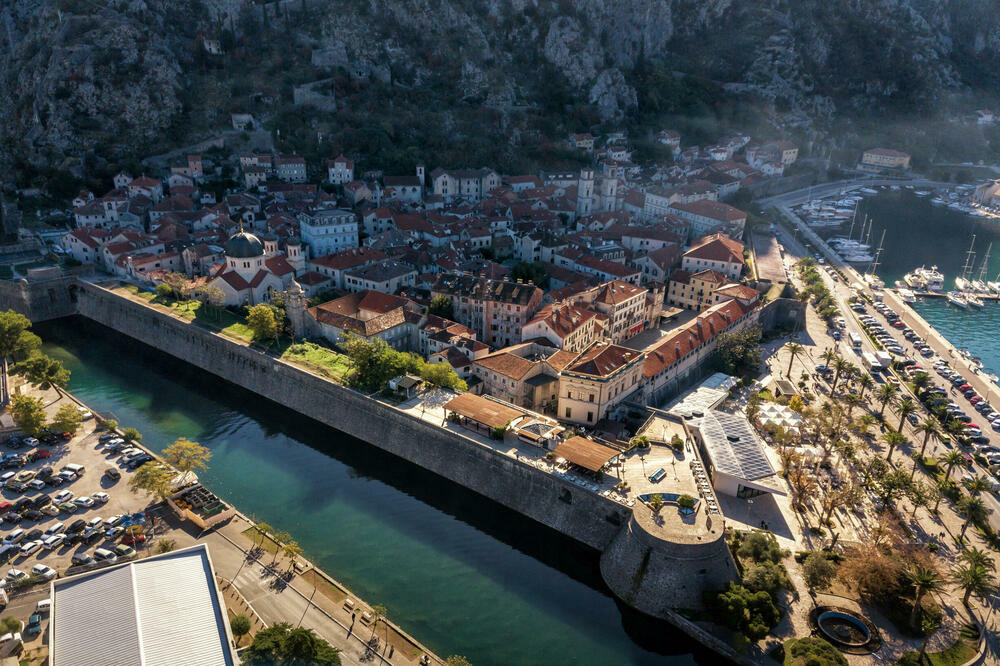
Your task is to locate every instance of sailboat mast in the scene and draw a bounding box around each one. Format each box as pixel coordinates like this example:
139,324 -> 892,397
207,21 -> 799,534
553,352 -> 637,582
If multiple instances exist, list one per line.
963,235 -> 977,279
869,229 -> 886,276
977,242 -> 992,282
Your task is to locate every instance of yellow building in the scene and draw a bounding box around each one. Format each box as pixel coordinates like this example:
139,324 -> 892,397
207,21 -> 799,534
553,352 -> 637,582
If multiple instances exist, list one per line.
667,269 -> 729,311
860,148 -> 911,171
558,341 -> 645,426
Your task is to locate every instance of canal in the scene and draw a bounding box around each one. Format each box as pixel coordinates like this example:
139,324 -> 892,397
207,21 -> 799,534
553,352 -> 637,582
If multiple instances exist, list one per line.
37,318 -> 709,665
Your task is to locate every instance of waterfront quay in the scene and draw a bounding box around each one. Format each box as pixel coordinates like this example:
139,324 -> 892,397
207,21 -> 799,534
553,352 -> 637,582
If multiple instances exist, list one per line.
0,378 -> 445,666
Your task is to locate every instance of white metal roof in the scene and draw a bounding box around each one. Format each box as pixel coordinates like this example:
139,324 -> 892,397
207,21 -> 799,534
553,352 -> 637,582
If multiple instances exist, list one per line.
690,410 -> 777,483
51,544 -> 234,666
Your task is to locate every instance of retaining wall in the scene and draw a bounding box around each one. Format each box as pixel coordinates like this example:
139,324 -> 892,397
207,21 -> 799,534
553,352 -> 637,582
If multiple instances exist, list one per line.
75,282 -> 628,551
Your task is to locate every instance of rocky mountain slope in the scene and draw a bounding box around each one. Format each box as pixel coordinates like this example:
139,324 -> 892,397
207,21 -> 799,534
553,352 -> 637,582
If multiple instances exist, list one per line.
0,0 -> 998,175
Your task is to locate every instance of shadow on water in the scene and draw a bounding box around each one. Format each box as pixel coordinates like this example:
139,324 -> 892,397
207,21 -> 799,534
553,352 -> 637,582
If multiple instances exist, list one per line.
38,317 -> 724,663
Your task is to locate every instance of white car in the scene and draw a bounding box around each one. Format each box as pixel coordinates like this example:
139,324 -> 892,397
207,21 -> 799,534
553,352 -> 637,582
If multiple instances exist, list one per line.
5,568 -> 26,583
0,472 -> 14,485
26,479 -> 45,491
2,529 -> 24,545
105,515 -> 124,528
73,497 -> 95,509
76,407 -> 93,420
18,541 -> 42,556
30,564 -> 56,581
86,517 -> 103,532
43,523 -> 65,537
91,492 -> 109,504
53,490 -> 73,504
41,534 -> 64,551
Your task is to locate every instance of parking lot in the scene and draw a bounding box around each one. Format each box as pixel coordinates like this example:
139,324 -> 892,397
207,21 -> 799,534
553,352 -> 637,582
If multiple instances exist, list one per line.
0,389 -> 185,601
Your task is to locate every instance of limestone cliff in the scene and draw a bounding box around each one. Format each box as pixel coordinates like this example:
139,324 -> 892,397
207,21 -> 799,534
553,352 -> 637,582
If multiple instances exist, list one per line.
0,0 -> 997,170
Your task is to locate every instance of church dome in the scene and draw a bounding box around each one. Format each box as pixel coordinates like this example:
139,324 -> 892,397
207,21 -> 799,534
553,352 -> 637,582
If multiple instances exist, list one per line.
224,230 -> 264,258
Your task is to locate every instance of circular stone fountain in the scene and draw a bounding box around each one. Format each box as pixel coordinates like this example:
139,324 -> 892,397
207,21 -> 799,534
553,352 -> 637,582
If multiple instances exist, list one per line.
809,606 -> 881,654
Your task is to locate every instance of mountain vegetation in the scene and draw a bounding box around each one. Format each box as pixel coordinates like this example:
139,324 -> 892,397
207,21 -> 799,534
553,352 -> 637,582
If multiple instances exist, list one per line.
2,0 -> 999,191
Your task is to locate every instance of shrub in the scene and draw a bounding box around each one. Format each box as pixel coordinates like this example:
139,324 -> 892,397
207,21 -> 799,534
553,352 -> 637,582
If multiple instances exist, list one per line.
154,283 -> 172,298
677,494 -> 696,510
669,433 -> 683,451
743,561 -> 789,597
738,531 -> 784,564
783,637 -> 847,666
802,552 -> 837,590
712,582 -> 782,639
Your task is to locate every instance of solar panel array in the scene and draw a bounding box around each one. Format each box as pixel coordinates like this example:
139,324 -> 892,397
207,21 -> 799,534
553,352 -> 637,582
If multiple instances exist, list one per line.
693,411 -> 775,482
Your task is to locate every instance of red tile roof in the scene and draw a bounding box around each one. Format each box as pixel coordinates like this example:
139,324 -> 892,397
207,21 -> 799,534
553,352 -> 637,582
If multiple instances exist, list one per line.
670,200 -> 746,222
685,233 -> 744,263
565,342 -> 641,378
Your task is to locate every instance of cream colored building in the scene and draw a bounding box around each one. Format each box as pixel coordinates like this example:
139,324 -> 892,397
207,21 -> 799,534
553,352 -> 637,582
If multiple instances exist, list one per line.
667,269 -> 729,311
860,148 -> 911,171
558,341 -> 644,426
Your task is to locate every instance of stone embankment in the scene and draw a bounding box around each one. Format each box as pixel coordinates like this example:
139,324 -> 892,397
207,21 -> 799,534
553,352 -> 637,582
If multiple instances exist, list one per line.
57,280 -> 742,660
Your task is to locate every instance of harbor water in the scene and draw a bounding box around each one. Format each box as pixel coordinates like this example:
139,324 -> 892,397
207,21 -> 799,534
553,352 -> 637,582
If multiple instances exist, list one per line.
836,189 -> 1000,381
36,318 -> 709,666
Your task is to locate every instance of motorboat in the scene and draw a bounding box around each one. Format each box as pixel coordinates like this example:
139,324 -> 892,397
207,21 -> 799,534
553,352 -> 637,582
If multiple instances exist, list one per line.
841,252 -> 874,263
897,288 -> 917,303
972,280 -> 989,293
931,197 -> 947,205
903,271 -> 927,290
864,273 -> 884,289
955,277 -> 974,292
947,291 -> 970,309
914,190 -> 931,197
967,294 -> 985,308
920,266 -> 945,292
988,281 -> 1000,294
859,187 -> 879,195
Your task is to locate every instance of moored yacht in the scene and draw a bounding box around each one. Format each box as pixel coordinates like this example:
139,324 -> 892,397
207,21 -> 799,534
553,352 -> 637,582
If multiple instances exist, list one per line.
947,291 -> 970,309
967,294 -> 985,308
897,288 -> 917,303
955,276 -> 974,292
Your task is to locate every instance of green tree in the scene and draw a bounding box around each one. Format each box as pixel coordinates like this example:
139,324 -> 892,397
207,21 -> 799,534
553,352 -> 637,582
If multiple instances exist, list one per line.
155,539 -> 176,554
9,393 -> 46,436
713,326 -> 763,377
743,561 -> 787,596
881,430 -> 908,461
782,637 -> 847,666
341,333 -> 421,391
951,562 -> 995,606
916,417 -> 941,459
162,437 -> 212,473
896,397 -> 917,433
231,614 -> 252,645
784,342 -> 802,378
270,531 -> 292,566
958,495 -> 990,538
247,304 -> 279,342
419,361 -> 467,391
907,565 -> 943,629
0,310 -> 40,404
128,462 -> 175,500
738,531 -> 784,564
50,403 -> 83,434
252,522 -> 273,548
802,552 -> 837,591
427,295 -> 454,320
939,450 -> 967,481
155,283 -> 173,299
648,494 -> 664,512
12,352 -> 70,396
122,427 -> 142,442
857,373 -> 875,400
876,383 -> 899,420
242,622 -> 340,665
282,541 -> 303,570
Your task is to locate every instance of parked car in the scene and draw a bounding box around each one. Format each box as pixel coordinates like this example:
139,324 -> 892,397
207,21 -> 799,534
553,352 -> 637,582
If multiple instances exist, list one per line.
17,540 -> 41,556
5,568 -> 27,583
25,480 -> 45,491
66,520 -> 86,534
26,450 -> 50,463
114,544 -> 135,558
72,497 -> 94,509
2,529 -> 24,545
12,499 -> 31,515
30,495 -> 50,510
21,510 -> 43,522
57,502 -> 78,514
102,468 -> 120,482
92,548 -> 117,563
30,564 -> 56,581
41,534 -> 64,550
53,490 -> 72,504
24,614 -> 41,636
70,553 -> 92,566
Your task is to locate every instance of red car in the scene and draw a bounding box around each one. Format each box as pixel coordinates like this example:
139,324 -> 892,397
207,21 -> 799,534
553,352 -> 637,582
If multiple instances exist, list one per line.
28,450 -> 50,462
0,502 -> 11,515
970,396 -> 982,404
962,453 -> 975,466
59,432 -> 72,441
960,384 -> 972,391
892,321 -> 905,328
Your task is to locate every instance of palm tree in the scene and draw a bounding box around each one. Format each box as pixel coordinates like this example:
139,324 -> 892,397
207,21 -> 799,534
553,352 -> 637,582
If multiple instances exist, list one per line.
958,496 -> 990,538
896,397 -> 917,433
876,383 -> 899,420
911,372 -> 932,397
951,562 -> 995,606
844,393 -> 864,420
939,450 -> 966,481
822,349 -> 838,367
785,343 -> 802,378
916,417 -> 941,458
282,541 -> 303,571
270,531 -> 292,566
965,476 -> 992,497
932,479 -> 950,513
252,522 -> 273,549
857,373 -> 875,400
960,547 -> 996,573
882,430 -> 908,461
831,357 -> 852,393
946,418 -> 968,445
907,566 -> 944,629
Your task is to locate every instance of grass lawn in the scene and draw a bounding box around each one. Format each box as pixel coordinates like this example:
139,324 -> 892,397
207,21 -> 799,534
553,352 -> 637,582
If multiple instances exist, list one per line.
895,624 -> 979,665
280,342 -> 351,383
117,283 -> 255,342
241,526 -> 281,556
301,568 -> 348,605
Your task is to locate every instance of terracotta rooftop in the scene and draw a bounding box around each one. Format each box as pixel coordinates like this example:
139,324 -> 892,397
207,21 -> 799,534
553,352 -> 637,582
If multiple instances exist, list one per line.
443,393 -> 524,429
564,342 -> 642,378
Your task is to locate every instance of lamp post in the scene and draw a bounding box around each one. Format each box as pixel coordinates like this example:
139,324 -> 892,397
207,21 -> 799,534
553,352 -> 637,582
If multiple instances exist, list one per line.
746,497 -> 754,525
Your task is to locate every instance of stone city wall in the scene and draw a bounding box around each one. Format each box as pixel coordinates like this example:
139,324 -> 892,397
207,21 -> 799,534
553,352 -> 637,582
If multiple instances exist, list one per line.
75,282 -> 628,551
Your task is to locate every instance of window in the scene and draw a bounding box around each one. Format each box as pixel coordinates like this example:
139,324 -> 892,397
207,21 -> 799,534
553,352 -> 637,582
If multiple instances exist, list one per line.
587,412 -> 593,422
589,394 -> 595,402
565,408 -> 572,418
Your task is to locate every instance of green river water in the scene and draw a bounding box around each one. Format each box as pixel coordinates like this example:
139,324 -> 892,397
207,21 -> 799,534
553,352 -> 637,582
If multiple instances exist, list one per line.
36,318 -> 710,666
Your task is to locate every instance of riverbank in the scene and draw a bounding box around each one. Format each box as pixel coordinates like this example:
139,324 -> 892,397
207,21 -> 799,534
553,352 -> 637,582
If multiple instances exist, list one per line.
48,383 -> 445,666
